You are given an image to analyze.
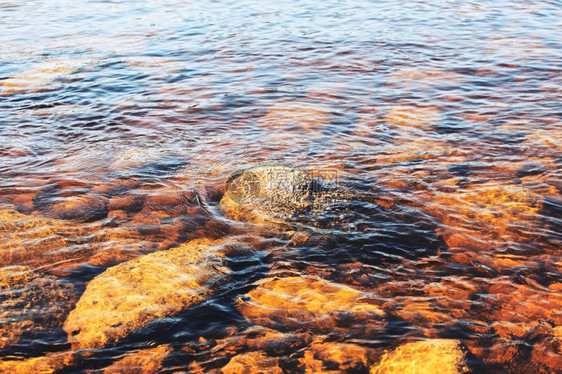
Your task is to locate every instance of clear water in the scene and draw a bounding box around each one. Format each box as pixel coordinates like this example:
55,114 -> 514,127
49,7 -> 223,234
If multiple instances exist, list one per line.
0,0 -> 560,372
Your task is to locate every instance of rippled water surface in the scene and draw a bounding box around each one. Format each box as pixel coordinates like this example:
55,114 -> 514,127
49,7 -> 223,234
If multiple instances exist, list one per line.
1,0 -> 561,372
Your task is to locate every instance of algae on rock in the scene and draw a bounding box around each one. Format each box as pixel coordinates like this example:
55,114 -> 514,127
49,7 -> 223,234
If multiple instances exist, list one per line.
221,165 -> 314,224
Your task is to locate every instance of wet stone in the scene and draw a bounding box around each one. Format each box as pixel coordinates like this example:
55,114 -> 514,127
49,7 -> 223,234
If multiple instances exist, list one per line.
421,181 -> 545,250
0,266 -> 78,353
0,354 -> 68,374
44,193 -> 109,222
221,166 -> 314,224
186,326 -> 313,373
63,238 -> 230,349
370,339 -> 469,374
102,344 -> 173,374
221,351 -> 283,374
299,341 -> 373,373
0,209 -> 94,268
237,276 -> 385,334
1,58 -> 87,95
220,165 -> 361,229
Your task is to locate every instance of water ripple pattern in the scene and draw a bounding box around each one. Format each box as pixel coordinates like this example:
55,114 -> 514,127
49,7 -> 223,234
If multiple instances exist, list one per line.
0,0 -> 560,373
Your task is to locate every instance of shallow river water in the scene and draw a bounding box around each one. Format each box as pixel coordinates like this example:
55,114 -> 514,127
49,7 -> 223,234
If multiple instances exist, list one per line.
1,0 -> 561,373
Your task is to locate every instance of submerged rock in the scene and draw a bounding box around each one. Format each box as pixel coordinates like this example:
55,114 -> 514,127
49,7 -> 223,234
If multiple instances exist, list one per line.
0,266 -> 78,351
0,209 -> 152,272
237,276 -> 385,333
258,101 -> 333,130
428,182 -> 544,250
370,339 -> 469,374
1,58 -> 87,96
103,344 -> 173,374
110,148 -> 169,171
299,341 -> 373,373
64,238 -> 230,349
221,166 -> 314,224
186,326 -> 313,373
221,351 -> 283,374
0,209 -> 95,268
383,105 -> 441,129
46,192 -> 109,222
0,354 -> 69,374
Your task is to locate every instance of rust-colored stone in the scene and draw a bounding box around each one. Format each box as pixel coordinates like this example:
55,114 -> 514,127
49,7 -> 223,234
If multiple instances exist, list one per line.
0,266 -> 78,351
45,193 -> 109,222
221,351 -> 283,374
185,326 -> 313,373
0,354 -> 67,374
237,276 -> 385,333
370,339 -> 469,374
103,345 -> 173,374
64,238 -> 230,349
257,101 -> 333,132
299,340 -> 373,373
1,58 -> 86,95
0,209 -> 93,268
384,105 -> 441,129
430,182 -> 544,250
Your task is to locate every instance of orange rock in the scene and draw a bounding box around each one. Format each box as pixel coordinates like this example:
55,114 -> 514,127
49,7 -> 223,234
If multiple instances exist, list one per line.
226,327 -> 311,353
299,341 -> 373,373
528,340 -> 562,374
487,277 -> 562,324
2,204 -> 157,273
466,321 -> 560,373
257,101 -> 333,132
492,321 -> 534,339
0,354 -> 65,374
1,58 -> 87,95
370,339 -> 469,374
429,182 -> 543,250
186,326 -> 313,373
387,298 -> 457,337
0,266 -> 78,351
237,276 -> 385,333
221,351 -> 283,374
388,68 -> 464,86
103,345 -> 172,374
0,209 -> 94,268
64,238 -> 230,349
45,193 -> 109,222
383,105 -> 441,129
89,237 -> 159,267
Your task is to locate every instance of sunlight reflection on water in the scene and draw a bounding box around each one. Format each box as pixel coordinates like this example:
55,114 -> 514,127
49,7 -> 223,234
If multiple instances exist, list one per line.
0,0 -> 561,372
